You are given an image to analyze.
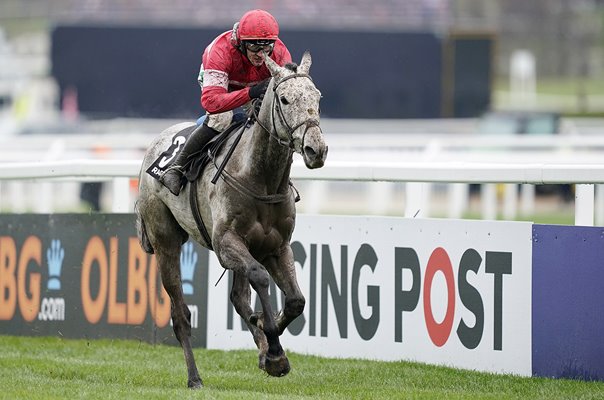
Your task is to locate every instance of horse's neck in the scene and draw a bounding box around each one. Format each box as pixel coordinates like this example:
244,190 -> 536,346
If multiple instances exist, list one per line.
240,122 -> 292,194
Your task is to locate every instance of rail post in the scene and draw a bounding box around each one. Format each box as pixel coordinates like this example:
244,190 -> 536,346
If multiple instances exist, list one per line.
575,184 -> 595,226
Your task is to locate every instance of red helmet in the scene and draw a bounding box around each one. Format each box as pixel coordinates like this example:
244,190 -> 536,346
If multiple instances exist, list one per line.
237,9 -> 279,42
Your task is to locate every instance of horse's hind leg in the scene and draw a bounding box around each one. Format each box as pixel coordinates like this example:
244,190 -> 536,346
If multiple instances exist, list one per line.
230,271 -> 269,368
157,249 -> 203,388
137,195 -> 199,387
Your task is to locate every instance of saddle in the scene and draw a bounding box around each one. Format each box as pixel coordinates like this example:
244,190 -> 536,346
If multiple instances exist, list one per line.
183,119 -> 246,184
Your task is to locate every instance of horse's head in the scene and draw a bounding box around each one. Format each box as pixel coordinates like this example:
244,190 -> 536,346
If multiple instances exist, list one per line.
263,52 -> 328,169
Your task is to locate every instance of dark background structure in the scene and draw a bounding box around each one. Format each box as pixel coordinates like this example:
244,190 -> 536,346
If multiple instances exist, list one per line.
51,25 -> 493,119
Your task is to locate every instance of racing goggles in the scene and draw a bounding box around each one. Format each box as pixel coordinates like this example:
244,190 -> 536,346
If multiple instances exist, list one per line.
244,41 -> 275,53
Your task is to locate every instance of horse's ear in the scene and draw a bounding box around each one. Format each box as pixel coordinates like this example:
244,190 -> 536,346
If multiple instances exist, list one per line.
299,51 -> 312,74
264,53 -> 283,77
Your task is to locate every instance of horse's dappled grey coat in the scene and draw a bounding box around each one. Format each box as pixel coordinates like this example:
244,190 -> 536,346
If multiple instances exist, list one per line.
136,51 -> 327,388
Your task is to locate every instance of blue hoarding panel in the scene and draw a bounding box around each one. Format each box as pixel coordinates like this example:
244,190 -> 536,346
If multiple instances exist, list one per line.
532,224 -> 604,380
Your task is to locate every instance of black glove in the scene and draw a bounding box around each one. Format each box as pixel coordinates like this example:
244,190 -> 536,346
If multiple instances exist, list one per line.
249,78 -> 270,99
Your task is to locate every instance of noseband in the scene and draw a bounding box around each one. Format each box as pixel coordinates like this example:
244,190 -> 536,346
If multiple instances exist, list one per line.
254,73 -> 321,152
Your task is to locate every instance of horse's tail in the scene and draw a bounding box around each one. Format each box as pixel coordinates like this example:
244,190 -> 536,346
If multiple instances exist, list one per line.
135,200 -> 154,254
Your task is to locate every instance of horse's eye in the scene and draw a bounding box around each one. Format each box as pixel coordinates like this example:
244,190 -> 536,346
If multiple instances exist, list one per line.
280,96 -> 289,105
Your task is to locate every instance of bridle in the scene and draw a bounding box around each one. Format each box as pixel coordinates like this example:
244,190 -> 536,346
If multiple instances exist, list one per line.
253,72 -> 321,153
210,71 -> 317,205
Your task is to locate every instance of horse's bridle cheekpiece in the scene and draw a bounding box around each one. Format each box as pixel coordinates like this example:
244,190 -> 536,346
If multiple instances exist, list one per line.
257,73 -> 322,153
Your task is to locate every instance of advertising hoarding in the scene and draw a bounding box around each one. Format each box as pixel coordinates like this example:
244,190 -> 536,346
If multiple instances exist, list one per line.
206,216 -> 533,376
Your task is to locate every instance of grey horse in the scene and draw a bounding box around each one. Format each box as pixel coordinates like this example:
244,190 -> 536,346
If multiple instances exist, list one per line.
135,51 -> 327,388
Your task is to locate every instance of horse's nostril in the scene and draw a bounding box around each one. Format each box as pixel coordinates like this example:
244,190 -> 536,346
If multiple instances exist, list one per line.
304,146 -> 317,159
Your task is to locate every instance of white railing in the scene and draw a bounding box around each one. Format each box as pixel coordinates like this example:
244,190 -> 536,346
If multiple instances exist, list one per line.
0,158 -> 603,226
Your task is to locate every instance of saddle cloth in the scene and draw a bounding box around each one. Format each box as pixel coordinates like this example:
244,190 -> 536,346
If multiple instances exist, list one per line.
146,120 -> 245,189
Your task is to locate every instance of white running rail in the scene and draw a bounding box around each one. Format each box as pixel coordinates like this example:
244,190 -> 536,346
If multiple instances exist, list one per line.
0,158 -> 603,226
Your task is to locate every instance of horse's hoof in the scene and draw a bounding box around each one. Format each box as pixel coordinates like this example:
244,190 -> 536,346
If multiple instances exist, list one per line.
188,379 -> 203,389
263,353 -> 290,377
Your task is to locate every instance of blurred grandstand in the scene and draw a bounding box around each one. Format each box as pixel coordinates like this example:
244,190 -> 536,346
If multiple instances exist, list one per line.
1,0 -> 602,79
1,0 -> 451,31
0,0 -> 603,125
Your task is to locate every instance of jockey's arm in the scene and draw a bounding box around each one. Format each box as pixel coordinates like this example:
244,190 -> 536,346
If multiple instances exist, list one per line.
199,67 -> 254,114
200,85 -> 252,114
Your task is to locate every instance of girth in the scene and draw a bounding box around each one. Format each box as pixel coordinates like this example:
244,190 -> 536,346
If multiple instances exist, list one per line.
189,179 -> 213,250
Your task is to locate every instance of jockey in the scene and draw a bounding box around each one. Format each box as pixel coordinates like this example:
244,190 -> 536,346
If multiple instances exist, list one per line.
161,9 -> 293,196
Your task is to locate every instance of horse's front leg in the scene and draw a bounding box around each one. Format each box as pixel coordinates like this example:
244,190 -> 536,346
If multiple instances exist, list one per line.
215,233 -> 290,377
247,260 -> 291,377
264,246 -> 305,335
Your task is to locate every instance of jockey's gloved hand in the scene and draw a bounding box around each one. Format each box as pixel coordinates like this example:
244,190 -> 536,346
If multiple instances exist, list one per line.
249,78 -> 270,99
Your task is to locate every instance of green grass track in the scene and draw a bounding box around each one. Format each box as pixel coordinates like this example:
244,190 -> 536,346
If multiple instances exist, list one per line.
0,335 -> 602,399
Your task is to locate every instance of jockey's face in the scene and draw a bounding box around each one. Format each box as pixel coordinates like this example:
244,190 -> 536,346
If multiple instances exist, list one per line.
244,41 -> 274,67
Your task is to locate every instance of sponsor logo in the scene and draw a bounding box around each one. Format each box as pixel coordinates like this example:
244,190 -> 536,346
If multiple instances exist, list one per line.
39,239 -> 66,321
0,236 -> 66,322
80,236 -> 171,326
1,215 -> 209,349
0,234 -> 202,329
38,297 -> 65,321
0,236 -> 42,322
46,239 -> 64,290
225,242 -> 513,351
168,242 -> 199,329
394,246 -> 511,350
180,242 -> 197,295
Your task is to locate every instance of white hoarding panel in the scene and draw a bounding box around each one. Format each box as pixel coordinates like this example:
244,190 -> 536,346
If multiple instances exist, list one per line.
206,215 -> 532,376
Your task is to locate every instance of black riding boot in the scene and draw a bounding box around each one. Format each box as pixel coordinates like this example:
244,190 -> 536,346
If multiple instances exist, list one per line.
160,123 -> 219,195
